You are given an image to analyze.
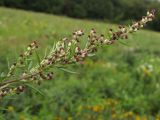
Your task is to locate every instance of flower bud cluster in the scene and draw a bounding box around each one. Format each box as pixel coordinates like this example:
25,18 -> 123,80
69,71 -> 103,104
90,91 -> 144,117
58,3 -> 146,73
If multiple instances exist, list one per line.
39,72 -> 54,80
35,30 -> 85,68
7,41 -> 38,77
0,85 -> 25,98
130,9 -> 155,32
39,42 -> 67,68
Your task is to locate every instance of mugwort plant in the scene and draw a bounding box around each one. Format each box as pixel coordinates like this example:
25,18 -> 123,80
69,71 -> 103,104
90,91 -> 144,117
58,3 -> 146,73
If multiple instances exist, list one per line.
0,10 -> 156,99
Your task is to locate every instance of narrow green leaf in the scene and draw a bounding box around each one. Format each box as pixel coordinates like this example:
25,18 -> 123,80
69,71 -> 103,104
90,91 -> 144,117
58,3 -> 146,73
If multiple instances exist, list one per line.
6,57 -> 10,71
35,50 -> 41,67
44,47 -> 49,58
28,61 -> 33,70
118,40 -> 130,46
56,67 -> 79,74
25,84 -> 45,96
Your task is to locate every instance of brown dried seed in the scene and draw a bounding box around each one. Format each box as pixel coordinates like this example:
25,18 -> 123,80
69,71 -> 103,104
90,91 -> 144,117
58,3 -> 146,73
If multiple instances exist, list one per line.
33,41 -> 37,44
20,54 -> 24,57
20,61 -> 24,65
17,86 -> 25,92
109,28 -> 113,32
13,62 -> 17,66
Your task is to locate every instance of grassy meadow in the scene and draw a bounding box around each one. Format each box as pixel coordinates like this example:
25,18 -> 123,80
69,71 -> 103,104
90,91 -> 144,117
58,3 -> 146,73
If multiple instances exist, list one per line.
0,7 -> 160,120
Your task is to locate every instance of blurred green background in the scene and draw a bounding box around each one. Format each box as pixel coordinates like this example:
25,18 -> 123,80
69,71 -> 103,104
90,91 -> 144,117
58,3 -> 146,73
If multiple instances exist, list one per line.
0,0 -> 160,120
0,0 -> 160,31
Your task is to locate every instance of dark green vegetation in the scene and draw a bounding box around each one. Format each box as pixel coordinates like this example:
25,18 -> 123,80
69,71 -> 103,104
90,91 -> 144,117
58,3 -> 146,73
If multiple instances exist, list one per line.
0,0 -> 160,31
0,7 -> 160,120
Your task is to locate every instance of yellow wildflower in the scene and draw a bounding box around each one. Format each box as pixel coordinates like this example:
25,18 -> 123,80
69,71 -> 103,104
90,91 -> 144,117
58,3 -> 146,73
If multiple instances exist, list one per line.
77,105 -> 83,112
67,117 -> 72,120
105,99 -> 118,107
123,111 -> 134,118
111,113 -> 117,119
141,116 -> 148,120
54,117 -> 62,120
7,106 -> 14,112
19,115 -> 27,120
143,67 -> 151,76
92,105 -> 103,112
156,115 -> 160,120
135,115 -> 141,120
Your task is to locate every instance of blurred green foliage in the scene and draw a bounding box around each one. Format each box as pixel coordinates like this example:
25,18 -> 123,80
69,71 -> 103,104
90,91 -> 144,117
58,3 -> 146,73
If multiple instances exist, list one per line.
0,0 -> 160,31
0,7 -> 160,120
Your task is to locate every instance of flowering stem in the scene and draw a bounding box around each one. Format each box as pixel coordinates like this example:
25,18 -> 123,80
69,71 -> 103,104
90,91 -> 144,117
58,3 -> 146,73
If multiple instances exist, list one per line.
0,9 -> 156,98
